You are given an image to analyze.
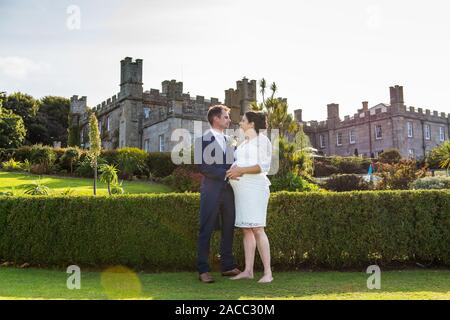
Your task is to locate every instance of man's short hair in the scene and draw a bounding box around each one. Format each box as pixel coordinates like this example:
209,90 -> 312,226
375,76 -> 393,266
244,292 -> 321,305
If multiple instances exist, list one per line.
207,105 -> 231,125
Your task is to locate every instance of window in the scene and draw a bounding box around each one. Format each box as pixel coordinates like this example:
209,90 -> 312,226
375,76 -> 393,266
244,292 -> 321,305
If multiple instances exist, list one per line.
159,134 -> 165,152
408,149 -> 415,159
336,132 -> 343,146
440,127 -> 445,142
375,125 -> 382,139
106,116 -> 111,131
144,107 -> 151,119
407,122 -> 413,138
168,106 -> 173,114
319,134 -> 325,148
425,124 -> 431,140
144,139 -> 150,152
349,130 -> 356,144
98,120 -> 102,134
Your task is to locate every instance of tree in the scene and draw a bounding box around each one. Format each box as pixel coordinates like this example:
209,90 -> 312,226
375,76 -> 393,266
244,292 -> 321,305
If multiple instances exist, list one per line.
88,113 -> 101,195
434,140 -> 450,176
61,147 -> 81,174
99,164 -> 119,195
39,96 -> 70,146
0,96 -> 27,148
250,79 -> 298,136
3,92 -> 40,145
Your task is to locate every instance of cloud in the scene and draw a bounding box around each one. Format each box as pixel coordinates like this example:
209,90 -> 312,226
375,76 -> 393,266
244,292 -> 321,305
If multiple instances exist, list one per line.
0,56 -> 48,79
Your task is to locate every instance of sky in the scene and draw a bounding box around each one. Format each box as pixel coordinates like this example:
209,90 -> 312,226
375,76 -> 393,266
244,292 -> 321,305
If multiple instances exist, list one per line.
1,0 -> 449,121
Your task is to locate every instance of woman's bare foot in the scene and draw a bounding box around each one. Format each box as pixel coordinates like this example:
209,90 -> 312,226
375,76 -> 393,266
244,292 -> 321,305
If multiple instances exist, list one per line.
258,274 -> 273,283
230,271 -> 254,280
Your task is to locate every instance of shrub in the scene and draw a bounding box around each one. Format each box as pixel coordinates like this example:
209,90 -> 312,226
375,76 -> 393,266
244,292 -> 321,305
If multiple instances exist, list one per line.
146,152 -> 177,178
21,159 -> 31,173
116,148 -> 148,180
1,158 -> 22,171
21,179 -> 51,196
0,191 -> 448,270
161,165 -> 202,192
313,161 -> 340,177
375,160 -> 428,190
30,145 -> 56,174
329,156 -> 368,174
379,149 -> 402,164
111,182 -> 125,195
269,172 -> 320,192
60,148 -> 81,174
74,155 -> 107,178
13,146 -> 33,162
324,174 -> 371,192
411,176 -> 450,190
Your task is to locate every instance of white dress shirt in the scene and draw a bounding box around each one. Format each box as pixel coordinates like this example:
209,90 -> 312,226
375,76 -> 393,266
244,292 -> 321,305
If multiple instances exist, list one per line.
210,128 -> 226,152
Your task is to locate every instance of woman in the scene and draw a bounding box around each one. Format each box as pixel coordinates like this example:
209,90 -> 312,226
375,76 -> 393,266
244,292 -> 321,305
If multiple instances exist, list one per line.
225,111 -> 273,283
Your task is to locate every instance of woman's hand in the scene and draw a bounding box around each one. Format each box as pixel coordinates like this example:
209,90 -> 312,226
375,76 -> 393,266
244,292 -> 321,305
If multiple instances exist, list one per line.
226,166 -> 243,180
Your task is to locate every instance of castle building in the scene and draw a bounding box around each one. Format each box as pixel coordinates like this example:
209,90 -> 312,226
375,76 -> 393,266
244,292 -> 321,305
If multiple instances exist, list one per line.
70,57 -> 256,152
295,85 -> 450,159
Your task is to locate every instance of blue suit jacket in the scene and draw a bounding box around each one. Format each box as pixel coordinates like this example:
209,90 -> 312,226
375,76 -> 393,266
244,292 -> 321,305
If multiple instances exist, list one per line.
197,130 -> 236,226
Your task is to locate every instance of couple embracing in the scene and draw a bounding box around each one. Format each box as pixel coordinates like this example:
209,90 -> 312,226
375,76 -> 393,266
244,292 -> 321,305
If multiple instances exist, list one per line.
197,105 -> 273,284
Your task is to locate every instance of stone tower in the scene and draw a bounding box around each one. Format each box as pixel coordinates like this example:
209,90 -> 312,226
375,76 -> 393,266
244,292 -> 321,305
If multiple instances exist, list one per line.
68,95 -> 87,146
225,77 -> 257,123
162,80 -> 183,99
118,57 -> 144,148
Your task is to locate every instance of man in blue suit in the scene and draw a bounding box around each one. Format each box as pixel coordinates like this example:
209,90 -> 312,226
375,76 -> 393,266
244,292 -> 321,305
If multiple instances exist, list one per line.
196,105 -> 242,283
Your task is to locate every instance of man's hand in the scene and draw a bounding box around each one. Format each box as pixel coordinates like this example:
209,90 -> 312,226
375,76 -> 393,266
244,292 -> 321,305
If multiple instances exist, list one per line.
226,166 -> 243,180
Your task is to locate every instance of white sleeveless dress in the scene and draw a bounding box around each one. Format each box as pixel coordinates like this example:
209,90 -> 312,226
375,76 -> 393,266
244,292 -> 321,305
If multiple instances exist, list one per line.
229,134 -> 272,228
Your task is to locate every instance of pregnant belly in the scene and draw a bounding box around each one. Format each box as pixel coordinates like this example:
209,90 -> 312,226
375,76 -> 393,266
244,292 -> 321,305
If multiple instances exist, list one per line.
229,174 -> 271,189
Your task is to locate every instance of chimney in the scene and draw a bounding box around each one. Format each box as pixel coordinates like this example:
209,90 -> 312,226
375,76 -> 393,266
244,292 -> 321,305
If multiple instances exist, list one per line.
327,103 -> 340,120
390,85 -> 404,105
294,109 -> 303,122
362,101 -> 369,112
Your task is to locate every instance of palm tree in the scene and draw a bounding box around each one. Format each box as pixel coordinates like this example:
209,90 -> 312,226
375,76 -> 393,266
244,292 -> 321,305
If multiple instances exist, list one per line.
99,164 -> 119,195
436,141 -> 450,176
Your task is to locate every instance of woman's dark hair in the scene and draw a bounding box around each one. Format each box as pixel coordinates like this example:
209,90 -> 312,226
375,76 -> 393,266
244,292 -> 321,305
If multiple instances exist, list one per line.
245,111 -> 267,134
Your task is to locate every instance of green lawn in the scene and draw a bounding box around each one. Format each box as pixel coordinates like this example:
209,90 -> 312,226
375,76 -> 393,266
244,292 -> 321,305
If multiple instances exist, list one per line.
0,171 -> 172,195
0,267 -> 448,300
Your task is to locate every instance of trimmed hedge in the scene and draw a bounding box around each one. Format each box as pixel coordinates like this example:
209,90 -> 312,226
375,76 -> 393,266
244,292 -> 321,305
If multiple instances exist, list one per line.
0,190 -> 448,271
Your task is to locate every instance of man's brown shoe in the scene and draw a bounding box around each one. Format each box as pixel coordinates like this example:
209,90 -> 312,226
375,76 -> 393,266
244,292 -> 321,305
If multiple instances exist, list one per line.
221,268 -> 241,277
199,272 -> 215,283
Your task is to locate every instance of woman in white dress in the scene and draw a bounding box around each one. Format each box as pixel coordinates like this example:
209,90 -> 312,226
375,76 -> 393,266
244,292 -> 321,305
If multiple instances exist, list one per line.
225,111 -> 273,283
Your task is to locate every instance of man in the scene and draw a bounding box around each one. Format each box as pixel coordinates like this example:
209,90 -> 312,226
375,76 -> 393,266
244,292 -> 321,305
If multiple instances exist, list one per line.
196,105 -> 242,283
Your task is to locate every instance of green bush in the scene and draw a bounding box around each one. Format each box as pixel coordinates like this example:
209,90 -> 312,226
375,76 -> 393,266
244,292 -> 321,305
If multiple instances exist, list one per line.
116,147 -> 148,180
324,174 -> 371,192
379,149 -> 402,164
375,160 -> 428,190
329,156 -> 369,174
1,158 -> 23,171
13,146 -> 33,162
161,165 -> 202,192
30,145 -> 56,174
269,172 -> 320,192
411,176 -> 450,190
313,161 -> 340,177
0,190 -> 448,270
74,155 -> 106,178
146,152 -> 177,178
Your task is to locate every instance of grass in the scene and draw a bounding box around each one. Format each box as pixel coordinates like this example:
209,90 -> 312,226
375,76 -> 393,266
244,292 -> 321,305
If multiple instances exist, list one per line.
0,171 -> 172,195
0,267 -> 448,300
